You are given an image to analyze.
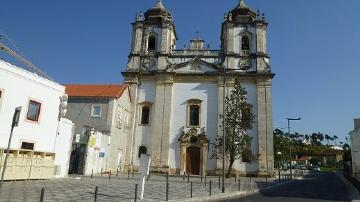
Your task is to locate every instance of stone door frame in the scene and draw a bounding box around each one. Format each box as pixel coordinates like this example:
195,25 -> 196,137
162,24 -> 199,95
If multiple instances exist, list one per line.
178,127 -> 209,175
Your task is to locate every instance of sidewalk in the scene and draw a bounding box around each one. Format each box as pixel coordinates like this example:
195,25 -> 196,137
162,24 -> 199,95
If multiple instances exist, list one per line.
0,173 -> 299,202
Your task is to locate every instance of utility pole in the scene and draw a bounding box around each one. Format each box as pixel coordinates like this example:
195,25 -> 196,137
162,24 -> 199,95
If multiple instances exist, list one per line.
1,107 -> 21,185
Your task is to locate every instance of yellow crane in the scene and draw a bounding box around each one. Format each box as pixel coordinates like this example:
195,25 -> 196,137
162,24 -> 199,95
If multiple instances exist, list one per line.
0,34 -> 53,80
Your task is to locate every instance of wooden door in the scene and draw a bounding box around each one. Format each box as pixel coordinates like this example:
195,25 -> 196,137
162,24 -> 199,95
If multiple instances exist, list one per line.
186,147 -> 200,175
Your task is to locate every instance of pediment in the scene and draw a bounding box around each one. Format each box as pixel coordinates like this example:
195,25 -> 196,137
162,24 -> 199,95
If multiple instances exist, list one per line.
167,56 -> 220,73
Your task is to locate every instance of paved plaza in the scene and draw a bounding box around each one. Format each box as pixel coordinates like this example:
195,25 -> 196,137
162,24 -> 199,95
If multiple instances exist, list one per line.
0,173 -> 285,202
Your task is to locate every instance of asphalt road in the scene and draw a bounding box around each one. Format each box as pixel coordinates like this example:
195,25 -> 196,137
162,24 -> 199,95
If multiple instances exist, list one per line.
220,172 -> 359,202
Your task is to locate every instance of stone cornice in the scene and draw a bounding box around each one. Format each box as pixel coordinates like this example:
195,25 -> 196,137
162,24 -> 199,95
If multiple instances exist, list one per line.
122,71 -> 274,83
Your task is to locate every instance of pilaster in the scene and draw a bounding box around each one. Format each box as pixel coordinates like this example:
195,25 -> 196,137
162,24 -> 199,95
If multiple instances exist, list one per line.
256,78 -> 274,175
216,77 -> 225,170
123,79 -> 139,172
150,75 -> 173,172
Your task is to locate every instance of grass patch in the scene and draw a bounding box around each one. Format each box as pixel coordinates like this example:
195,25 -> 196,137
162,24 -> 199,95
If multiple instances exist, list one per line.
320,167 -> 341,172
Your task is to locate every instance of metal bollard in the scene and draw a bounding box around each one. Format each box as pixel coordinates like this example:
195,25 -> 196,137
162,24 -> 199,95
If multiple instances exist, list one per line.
128,170 -> 130,179
204,175 -> 207,187
238,178 -> 241,191
187,172 -> 190,183
278,170 -> 281,182
101,168 -> 103,176
183,172 -> 185,181
166,182 -> 169,201
209,180 -> 212,196
190,181 -> 193,198
94,186 -> 98,202
200,172 -> 203,182
91,169 -> 93,179
218,176 -> 220,189
134,184 -> 138,202
116,168 -> 119,177
40,187 -> 45,202
109,170 -> 111,180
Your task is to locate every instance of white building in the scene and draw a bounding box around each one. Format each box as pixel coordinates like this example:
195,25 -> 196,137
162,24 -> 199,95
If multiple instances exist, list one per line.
0,59 -> 73,178
122,0 -> 274,176
65,84 -> 132,175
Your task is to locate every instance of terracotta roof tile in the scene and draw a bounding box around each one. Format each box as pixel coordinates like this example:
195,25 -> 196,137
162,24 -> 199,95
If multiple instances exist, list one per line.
65,84 -> 128,98
298,156 -> 310,161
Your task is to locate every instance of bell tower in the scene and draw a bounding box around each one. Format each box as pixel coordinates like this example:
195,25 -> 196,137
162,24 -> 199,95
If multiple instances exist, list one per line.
221,0 -> 270,72
220,0 -> 274,176
127,0 -> 177,72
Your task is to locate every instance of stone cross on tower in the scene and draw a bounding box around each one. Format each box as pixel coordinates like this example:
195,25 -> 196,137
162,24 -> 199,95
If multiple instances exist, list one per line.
155,0 -> 164,9
238,0 -> 248,8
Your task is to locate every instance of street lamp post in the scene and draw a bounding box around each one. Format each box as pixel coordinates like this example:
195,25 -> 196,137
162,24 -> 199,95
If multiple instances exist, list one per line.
286,118 -> 301,180
277,151 -> 282,181
221,66 -> 226,193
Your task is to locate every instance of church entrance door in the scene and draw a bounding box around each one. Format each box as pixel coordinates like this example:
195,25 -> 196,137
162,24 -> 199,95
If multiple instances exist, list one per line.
186,147 -> 200,175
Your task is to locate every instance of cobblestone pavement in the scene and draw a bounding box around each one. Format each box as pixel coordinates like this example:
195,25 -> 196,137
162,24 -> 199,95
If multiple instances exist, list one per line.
0,173 -> 284,202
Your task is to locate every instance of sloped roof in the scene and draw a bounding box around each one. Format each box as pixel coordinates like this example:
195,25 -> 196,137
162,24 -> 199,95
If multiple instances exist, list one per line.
65,84 -> 128,98
298,156 -> 310,161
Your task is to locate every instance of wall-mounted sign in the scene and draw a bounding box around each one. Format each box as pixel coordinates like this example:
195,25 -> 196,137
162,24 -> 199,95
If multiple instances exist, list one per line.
99,152 -> 105,157
12,107 -> 22,127
88,134 -> 96,147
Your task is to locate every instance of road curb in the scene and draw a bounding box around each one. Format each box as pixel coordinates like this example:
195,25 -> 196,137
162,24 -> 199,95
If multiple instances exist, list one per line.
335,172 -> 360,201
170,177 -> 304,202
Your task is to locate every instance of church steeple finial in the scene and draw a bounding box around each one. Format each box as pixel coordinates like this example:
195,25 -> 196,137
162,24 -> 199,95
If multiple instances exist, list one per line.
154,0 -> 165,9
238,0 -> 248,8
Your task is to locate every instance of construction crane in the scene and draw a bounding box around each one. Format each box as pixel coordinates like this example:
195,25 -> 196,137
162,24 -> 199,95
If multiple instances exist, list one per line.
0,34 -> 53,80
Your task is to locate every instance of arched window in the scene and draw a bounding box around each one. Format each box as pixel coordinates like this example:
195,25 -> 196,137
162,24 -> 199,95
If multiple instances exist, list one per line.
138,146 -> 147,158
148,36 -> 156,51
140,105 -> 150,125
241,35 -> 250,51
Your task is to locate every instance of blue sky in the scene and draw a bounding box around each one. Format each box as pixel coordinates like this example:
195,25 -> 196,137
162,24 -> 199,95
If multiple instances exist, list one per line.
1,0 -> 360,142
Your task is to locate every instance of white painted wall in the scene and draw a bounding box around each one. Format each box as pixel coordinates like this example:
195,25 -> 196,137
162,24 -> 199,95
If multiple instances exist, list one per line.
84,130 -> 110,175
132,82 -> 156,166
108,87 -> 132,172
169,82 -> 218,170
54,118 -> 74,178
0,60 -> 73,177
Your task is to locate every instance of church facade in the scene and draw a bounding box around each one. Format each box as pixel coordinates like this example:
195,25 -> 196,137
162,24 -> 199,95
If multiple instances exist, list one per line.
122,0 -> 274,176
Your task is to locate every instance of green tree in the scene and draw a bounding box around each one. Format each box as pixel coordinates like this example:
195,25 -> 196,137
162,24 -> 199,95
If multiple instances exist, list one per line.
325,134 -> 331,145
333,135 -> 338,145
212,79 -> 255,177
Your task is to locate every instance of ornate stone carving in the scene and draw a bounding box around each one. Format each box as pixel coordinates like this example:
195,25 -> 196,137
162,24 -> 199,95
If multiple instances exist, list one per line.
239,57 -> 251,70
178,127 -> 208,143
178,127 -> 209,174
142,55 -> 156,70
